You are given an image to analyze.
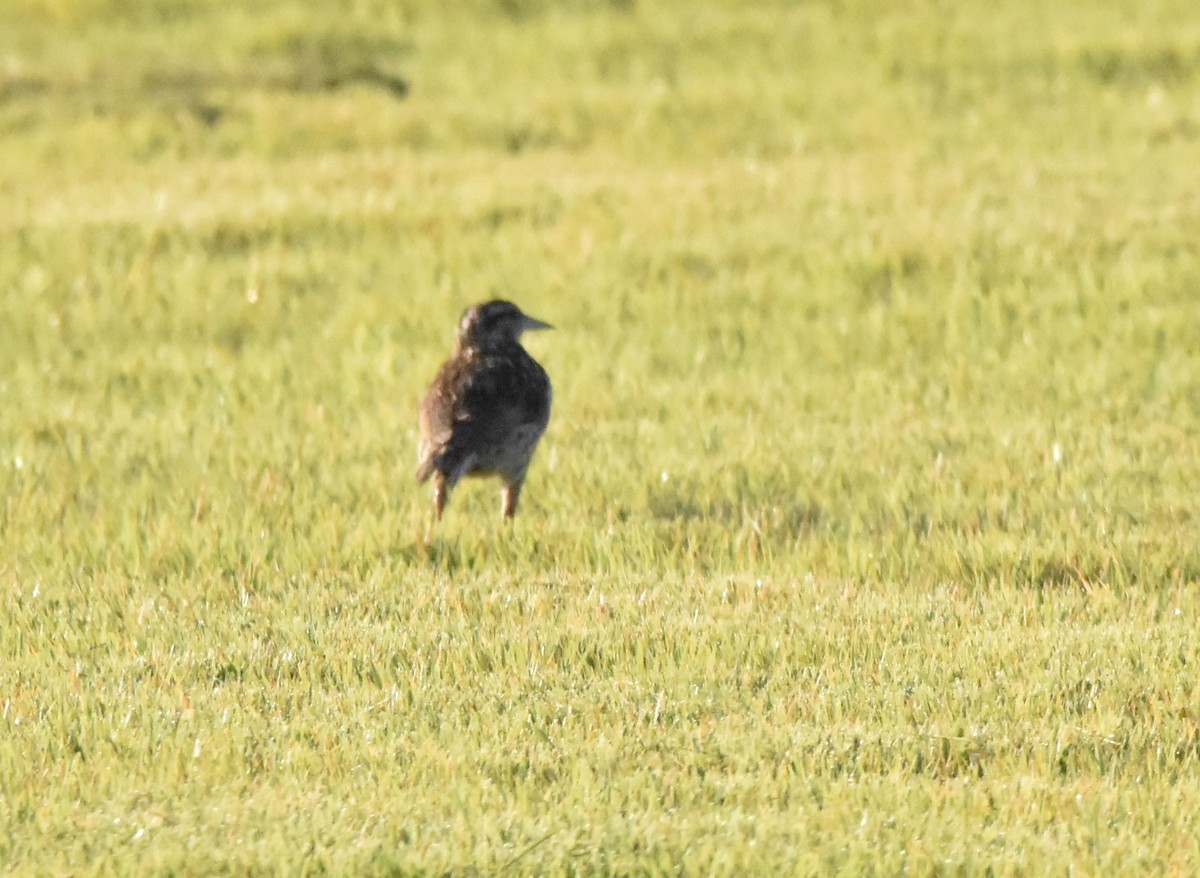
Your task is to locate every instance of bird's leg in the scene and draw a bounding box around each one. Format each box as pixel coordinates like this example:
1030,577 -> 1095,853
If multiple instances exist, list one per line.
501,478 -> 524,519
433,472 -> 448,521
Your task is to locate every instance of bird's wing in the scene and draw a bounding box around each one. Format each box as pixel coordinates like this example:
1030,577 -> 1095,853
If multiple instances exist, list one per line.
415,357 -> 469,482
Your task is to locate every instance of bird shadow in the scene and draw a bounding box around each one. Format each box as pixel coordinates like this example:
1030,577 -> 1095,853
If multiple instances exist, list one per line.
395,524 -> 515,574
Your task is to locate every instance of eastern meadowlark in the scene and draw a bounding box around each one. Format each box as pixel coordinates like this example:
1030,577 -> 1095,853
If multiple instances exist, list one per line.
416,300 -> 553,520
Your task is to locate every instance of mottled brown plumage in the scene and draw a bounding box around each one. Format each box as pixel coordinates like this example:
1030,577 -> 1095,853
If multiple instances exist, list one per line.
417,300 -> 553,520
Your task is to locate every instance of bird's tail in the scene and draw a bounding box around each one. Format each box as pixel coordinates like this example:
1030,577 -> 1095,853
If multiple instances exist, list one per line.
415,457 -> 435,483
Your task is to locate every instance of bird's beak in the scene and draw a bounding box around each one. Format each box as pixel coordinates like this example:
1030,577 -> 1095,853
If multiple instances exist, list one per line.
522,314 -> 554,332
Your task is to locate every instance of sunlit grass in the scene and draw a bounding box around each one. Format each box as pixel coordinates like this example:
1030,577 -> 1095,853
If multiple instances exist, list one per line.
2,0 -> 1200,873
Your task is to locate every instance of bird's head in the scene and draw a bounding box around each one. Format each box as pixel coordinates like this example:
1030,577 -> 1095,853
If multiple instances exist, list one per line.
456,300 -> 553,353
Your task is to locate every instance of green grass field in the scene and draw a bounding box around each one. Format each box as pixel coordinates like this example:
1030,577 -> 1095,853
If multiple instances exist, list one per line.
3,0 -> 1200,873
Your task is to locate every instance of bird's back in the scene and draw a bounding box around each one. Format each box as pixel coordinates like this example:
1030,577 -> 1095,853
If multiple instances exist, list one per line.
417,342 -> 551,485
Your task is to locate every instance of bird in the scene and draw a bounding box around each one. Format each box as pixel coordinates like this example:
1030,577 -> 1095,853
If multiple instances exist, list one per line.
416,300 -> 553,520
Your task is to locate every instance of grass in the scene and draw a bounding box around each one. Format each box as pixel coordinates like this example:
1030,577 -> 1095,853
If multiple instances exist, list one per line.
2,0 -> 1200,873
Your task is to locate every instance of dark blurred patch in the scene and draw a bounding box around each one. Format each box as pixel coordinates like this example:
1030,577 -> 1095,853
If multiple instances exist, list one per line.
213,661 -> 243,684
0,76 -> 49,103
0,61 -> 410,117
471,193 -> 564,230
849,249 -> 934,306
1080,45 -> 1200,86
493,0 -> 636,21
215,324 -> 248,356
954,548 -> 1149,592
200,223 -> 275,258
140,64 -> 410,99
188,101 -> 224,127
